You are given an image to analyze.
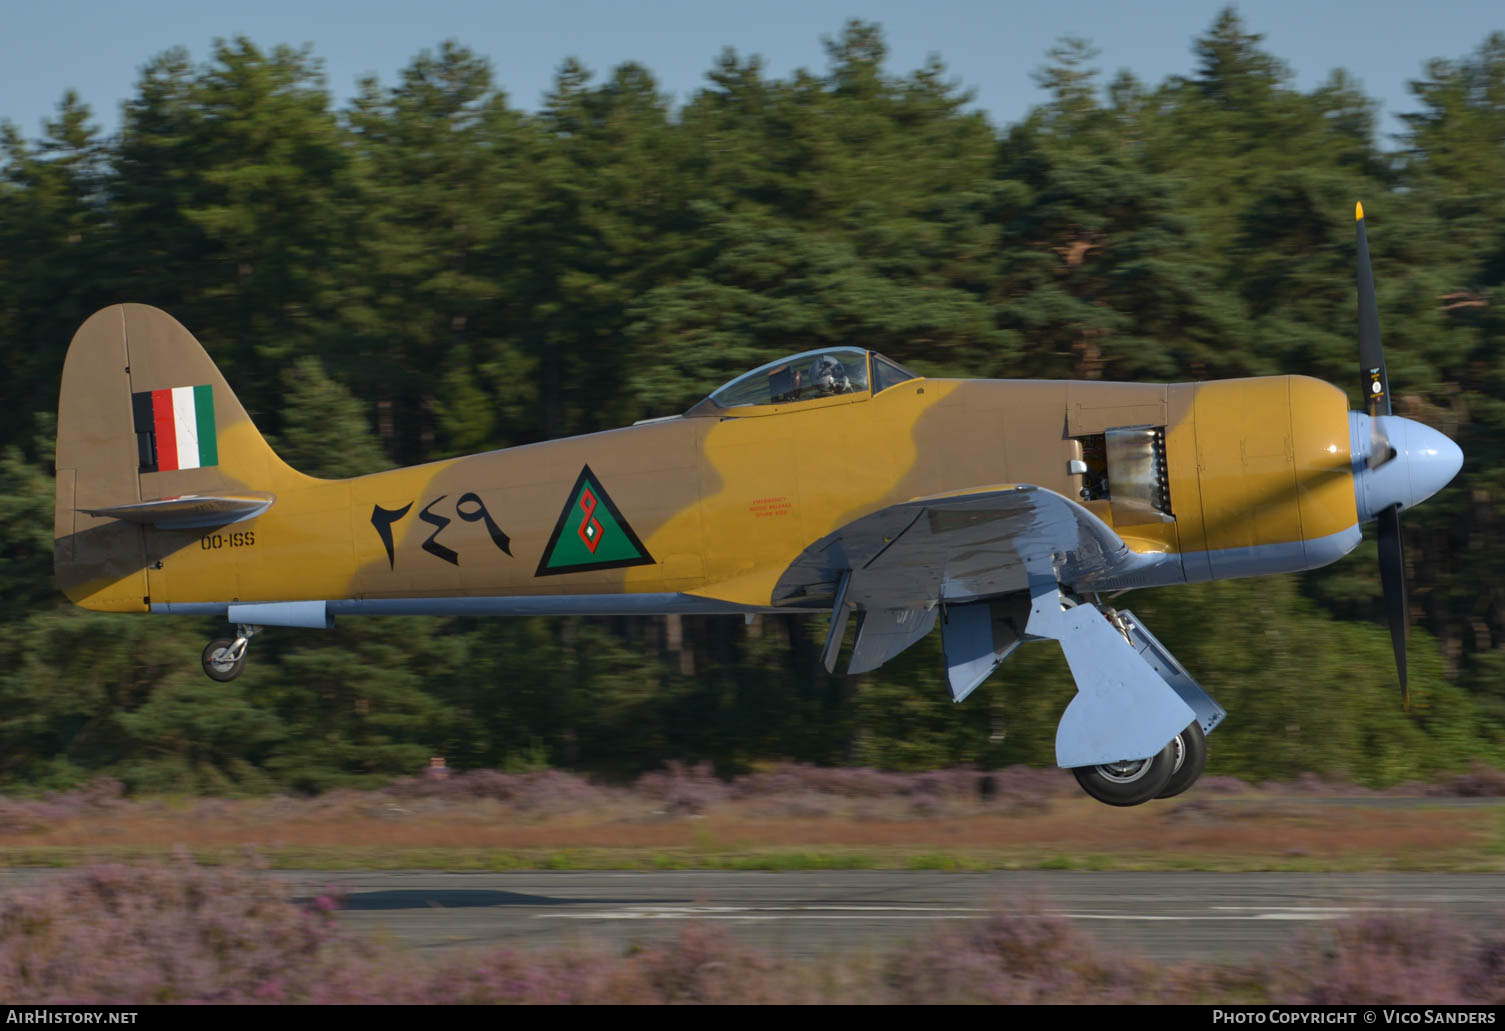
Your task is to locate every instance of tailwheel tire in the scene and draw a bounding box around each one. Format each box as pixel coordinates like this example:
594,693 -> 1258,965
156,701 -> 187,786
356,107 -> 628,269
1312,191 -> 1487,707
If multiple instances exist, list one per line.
1157,721 -> 1208,799
1072,740 -> 1178,807
202,638 -> 246,682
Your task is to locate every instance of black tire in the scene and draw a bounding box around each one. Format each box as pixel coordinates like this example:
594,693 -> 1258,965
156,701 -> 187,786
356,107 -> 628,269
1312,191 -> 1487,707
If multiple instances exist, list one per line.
1071,740 -> 1178,807
202,638 -> 246,682
1157,721 -> 1208,799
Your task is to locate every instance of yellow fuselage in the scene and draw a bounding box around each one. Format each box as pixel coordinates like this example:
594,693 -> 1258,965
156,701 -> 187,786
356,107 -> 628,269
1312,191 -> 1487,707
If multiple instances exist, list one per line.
66,373 -> 1357,613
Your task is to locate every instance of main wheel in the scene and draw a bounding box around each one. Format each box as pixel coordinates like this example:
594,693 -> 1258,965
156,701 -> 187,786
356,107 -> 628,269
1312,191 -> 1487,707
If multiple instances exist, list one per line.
1157,721 -> 1208,799
202,638 -> 246,682
1071,740 -> 1178,807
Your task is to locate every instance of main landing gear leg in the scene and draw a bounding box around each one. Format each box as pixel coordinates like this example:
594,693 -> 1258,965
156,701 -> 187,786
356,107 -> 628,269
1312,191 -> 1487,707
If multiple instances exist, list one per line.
202,624 -> 260,682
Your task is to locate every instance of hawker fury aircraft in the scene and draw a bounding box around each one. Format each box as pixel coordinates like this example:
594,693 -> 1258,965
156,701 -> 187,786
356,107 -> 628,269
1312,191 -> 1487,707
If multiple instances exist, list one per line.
54,206 -> 1462,806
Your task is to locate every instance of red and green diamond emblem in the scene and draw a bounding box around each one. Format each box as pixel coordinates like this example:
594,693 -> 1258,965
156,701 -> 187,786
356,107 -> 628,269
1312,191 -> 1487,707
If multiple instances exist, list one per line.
578,487 -> 604,551
535,465 -> 654,576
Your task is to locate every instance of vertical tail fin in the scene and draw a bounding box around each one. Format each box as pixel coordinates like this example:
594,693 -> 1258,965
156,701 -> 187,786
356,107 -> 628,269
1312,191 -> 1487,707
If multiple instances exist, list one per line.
55,304 -> 313,609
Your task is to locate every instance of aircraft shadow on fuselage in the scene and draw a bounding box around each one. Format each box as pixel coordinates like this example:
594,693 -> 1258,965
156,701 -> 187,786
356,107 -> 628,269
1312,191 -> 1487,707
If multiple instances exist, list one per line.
55,521 -> 225,600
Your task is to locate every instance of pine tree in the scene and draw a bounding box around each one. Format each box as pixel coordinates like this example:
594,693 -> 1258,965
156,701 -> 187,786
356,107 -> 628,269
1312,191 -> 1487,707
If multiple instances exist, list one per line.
0,93 -> 114,451
342,41 -> 538,461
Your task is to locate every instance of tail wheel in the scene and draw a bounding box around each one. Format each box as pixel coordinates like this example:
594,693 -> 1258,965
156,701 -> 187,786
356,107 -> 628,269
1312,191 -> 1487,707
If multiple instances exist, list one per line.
202,638 -> 246,682
1157,721 -> 1208,799
1072,740 -> 1178,807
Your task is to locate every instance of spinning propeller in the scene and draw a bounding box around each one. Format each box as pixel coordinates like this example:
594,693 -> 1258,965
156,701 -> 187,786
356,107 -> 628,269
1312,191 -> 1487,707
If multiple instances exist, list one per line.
1355,203 -> 1416,708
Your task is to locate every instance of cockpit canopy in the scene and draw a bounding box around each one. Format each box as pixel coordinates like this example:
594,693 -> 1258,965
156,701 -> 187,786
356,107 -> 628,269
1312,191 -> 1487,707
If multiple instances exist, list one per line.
700,348 -> 918,412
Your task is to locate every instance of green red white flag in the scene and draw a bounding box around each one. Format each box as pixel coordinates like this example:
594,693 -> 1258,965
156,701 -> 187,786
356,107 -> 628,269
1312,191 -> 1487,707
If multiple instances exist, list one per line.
131,385 -> 218,473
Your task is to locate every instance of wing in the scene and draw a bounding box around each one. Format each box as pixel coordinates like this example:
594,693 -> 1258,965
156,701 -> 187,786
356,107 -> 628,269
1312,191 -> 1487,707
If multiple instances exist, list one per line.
775,485 -> 1204,764
771,483 -> 1162,612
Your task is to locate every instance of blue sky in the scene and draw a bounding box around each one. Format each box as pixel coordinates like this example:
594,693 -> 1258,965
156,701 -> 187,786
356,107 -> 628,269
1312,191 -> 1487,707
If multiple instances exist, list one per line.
3,1 -> 1501,145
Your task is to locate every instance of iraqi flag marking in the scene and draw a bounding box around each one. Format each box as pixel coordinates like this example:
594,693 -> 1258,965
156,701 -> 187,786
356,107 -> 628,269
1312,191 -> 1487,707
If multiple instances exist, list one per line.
132,385 -> 217,472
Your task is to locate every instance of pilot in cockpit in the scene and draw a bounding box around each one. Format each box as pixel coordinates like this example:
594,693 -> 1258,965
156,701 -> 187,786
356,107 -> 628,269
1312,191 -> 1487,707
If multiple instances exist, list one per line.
810,354 -> 852,396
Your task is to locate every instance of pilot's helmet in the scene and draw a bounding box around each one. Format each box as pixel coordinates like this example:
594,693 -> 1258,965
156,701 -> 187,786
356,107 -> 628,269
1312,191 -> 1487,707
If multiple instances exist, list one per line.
811,355 -> 845,393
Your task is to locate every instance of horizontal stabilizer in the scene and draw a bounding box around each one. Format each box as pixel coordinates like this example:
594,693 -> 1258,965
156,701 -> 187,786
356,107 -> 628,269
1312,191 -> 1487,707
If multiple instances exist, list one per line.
79,493 -> 273,530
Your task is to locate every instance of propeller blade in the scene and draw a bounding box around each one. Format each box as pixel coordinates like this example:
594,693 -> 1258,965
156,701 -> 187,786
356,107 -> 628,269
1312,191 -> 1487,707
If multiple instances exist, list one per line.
1376,504 -> 1409,709
1356,202 -> 1392,420
1358,203 -> 1408,707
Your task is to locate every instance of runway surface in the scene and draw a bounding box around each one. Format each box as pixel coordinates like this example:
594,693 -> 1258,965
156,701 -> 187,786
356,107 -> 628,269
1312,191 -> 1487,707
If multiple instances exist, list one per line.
274,871 -> 1503,963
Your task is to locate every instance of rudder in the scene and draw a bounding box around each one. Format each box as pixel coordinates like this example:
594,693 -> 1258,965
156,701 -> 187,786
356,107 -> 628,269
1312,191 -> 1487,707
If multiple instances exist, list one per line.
55,304 -> 312,609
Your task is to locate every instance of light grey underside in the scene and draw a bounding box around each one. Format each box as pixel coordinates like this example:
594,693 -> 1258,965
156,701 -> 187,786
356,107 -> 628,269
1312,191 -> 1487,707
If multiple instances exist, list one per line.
848,605 -> 938,676
770,484 -> 1178,612
153,486 -> 1358,648
153,592 -> 768,622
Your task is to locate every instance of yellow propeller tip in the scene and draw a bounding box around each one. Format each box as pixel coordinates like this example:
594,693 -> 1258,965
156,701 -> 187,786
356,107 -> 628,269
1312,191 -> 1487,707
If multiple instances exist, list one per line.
1356,201 -> 1365,221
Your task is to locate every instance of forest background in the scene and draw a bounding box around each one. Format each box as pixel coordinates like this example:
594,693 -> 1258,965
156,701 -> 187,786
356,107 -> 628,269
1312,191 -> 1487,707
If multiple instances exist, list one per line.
2,9 -> 1503,795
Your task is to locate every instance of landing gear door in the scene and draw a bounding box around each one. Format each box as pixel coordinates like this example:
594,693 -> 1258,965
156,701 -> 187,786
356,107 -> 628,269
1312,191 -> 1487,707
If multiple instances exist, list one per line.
1116,609 -> 1226,735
